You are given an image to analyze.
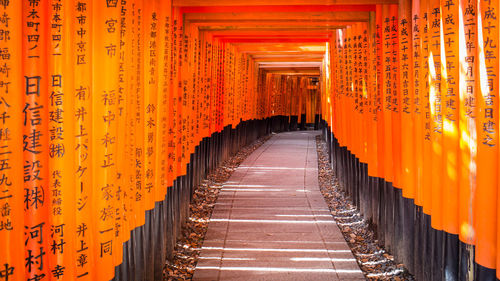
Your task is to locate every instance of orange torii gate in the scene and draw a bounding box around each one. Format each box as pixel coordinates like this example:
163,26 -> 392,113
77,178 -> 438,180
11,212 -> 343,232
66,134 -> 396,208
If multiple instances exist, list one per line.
323,0 -> 499,280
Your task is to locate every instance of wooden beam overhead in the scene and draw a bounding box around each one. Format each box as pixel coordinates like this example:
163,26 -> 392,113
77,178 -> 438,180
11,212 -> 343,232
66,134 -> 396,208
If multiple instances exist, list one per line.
232,43 -> 327,53
174,0 -> 397,6
184,11 -> 370,22
221,38 -> 328,43
198,26 -> 347,31
180,5 -> 375,13
206,30 -> 332,36
177,1 -> 371,75
258,62 -> 322,68
192,20 -> 359,29
254,58 -> 324,63
262,69 -> 321,75
251,54 -> 325,59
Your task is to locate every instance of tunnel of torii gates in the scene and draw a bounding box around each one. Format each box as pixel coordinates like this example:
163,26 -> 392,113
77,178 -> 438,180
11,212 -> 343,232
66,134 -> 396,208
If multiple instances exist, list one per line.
0,0 -> 499,280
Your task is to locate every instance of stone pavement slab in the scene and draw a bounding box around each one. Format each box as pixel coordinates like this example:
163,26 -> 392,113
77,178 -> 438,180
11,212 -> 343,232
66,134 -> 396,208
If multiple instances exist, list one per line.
193,131 -> 365,281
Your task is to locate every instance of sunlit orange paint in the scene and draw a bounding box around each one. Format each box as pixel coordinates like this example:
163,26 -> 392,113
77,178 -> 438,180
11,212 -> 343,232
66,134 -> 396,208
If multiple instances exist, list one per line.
412,0 -> 424,206
458,0 -> 477,245
475,0 -> 499,269
376,4 -> 386,180
22,0 -> 50,279
389,4 -> 402,190
143,0 -> 160,211
441,0 -> 460,235
0,1 -> 24,280
420,0 -> 433,215
91,1 -> 120,279
47,0 -> 76,278
382,4 -> 394,183
399,0 -> 415,198
367,11 -> 379,178
429,0 -> 443,230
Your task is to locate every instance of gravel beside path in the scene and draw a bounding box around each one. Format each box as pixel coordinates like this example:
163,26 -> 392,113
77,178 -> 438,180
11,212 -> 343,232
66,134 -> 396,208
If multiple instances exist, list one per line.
164,135 -> 271,280
315,135 -> 415,281
163,133 -> 416,280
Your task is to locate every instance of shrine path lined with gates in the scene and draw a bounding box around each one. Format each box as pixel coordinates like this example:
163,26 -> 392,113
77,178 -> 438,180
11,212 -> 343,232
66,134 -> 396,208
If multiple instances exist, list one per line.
193,131 -> 365,281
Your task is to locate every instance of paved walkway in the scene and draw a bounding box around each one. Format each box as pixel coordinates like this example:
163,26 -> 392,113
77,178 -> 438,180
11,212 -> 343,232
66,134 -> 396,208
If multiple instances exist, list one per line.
193,131 -> 365,281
